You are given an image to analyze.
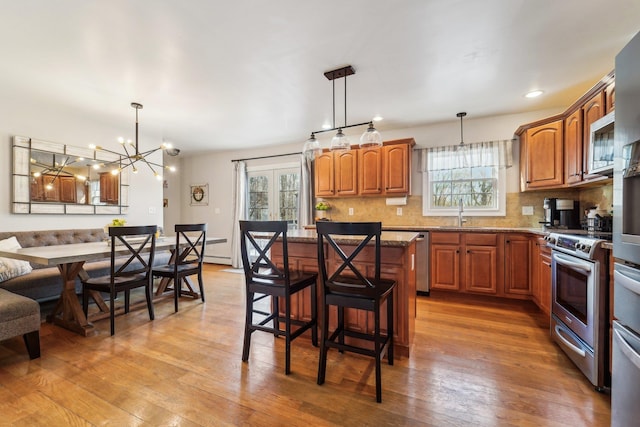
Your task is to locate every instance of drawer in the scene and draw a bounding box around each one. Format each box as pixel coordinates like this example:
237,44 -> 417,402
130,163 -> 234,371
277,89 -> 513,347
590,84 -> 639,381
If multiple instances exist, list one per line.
430,232 -> 460,245
464,233 -> 498,246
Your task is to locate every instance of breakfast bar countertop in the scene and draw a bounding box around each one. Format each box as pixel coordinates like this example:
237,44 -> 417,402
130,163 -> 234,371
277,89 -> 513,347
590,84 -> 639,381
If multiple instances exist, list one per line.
286,228 -> 419,247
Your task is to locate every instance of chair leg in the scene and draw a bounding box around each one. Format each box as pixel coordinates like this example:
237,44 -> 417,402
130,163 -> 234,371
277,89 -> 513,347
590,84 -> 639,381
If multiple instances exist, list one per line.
124,290 -> 130,313
23,330 -> 40,359
374,304 -> 382,403
317,302 -> 329,385
197,272 -> 205,303
311,283 -> 318,347
338,306 -> 344,353
387,293 -> 394,365
174,277 -> 180,313
242,291 -> 254,362
273,296 -> 280,338
285,295 -> 291,375
82,288 -> 89,317
110,289 -> 116,336
146,280 -> 155,321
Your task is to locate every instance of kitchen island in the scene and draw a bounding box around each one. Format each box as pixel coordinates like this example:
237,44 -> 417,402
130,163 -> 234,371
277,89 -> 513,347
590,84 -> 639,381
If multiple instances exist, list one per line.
271,229 -> 419,358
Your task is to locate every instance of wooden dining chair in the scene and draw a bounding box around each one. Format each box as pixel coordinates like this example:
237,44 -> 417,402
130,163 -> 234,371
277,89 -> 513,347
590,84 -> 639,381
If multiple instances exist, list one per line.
316,221 -> 396,403
81,225 -> 157,336
239,220 -> 318,375
152,223 -> 208,312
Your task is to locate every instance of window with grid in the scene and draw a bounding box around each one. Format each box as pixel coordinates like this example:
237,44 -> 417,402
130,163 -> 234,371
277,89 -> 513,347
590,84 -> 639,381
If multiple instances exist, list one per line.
421,140 -> 512,216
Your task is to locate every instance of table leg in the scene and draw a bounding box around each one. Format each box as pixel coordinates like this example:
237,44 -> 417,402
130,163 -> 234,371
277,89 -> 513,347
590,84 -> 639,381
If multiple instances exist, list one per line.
46,262 -> 96,336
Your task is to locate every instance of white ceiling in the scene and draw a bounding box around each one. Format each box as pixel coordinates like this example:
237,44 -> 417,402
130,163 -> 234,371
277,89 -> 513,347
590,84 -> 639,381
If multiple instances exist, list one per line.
2,1 -> 640,155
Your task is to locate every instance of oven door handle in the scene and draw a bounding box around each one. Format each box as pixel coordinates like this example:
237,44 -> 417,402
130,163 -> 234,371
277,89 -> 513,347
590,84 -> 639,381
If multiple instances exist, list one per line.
554,325 -> 587,358
553,253 -> 592,272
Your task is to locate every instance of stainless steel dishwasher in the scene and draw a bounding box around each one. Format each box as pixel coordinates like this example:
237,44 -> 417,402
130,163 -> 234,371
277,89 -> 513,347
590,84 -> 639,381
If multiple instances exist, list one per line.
415,232 -> 429,296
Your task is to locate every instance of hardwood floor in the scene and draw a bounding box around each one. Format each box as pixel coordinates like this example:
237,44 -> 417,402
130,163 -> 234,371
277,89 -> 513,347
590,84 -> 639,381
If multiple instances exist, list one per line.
0,264 -> 610,426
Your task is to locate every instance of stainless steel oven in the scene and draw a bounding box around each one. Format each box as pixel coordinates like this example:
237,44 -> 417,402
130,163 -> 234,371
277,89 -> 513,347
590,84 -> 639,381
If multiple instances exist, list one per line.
545,232 -> 610,390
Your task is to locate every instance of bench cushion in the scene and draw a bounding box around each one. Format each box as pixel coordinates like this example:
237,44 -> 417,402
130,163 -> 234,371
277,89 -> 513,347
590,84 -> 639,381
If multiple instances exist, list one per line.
0,289 -> 40,341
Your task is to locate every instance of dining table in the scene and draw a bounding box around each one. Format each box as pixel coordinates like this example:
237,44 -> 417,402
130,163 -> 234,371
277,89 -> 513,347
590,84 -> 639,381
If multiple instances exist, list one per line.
0,235 -> 226,336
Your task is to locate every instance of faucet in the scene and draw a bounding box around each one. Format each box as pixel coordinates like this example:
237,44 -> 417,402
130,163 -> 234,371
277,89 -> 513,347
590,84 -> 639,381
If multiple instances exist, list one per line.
458,198 -> 467,227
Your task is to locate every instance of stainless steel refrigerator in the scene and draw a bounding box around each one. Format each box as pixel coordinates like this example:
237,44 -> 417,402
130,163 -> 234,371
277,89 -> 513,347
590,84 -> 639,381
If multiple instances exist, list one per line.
612,29 -> 640,427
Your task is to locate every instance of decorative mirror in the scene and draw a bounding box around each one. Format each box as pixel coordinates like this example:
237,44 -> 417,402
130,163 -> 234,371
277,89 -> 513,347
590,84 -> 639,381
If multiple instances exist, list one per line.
12,135 -> 129,214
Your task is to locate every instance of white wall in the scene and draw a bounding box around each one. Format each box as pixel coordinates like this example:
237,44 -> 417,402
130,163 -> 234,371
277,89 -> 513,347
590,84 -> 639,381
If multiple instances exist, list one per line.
0,90 -> 164,232
172,108 -> 563,264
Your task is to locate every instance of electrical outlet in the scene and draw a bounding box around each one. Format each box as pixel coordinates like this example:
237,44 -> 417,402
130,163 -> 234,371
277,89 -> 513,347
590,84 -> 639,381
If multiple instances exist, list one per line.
522,206 -> 534,215
148,207 -> 156,214
397,207 -> 403,216
348,207 -> 354,216
214,208 -> 221,214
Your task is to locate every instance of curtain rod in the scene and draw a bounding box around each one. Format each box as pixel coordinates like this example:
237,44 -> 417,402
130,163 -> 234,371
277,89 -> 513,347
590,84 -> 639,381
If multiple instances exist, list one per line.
231,152 -> 301,163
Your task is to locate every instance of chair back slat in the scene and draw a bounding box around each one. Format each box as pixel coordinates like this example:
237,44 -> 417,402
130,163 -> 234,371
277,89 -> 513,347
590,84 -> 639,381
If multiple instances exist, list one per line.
108,225 -> 157,280
239,220 -> 289,285
174,223 -> 207,267
316,222 -> 382,289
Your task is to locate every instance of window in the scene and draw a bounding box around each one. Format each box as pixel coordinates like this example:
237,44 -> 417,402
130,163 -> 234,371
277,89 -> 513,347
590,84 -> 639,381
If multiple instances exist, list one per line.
422,140 -> 512,216
247,163 -> 300,227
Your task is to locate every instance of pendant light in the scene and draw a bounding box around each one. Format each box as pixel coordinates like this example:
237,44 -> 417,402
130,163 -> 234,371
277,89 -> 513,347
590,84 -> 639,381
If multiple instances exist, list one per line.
302,65 -> 382,159
457,111 -> 467,146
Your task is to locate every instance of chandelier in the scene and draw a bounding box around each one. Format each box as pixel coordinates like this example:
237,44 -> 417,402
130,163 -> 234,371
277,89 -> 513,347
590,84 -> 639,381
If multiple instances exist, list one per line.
89,102 -> 179,180
303,65 -> 382,160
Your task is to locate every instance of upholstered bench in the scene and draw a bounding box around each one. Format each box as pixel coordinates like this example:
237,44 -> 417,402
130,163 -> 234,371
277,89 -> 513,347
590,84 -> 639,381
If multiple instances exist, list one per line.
0,288 -> 40,359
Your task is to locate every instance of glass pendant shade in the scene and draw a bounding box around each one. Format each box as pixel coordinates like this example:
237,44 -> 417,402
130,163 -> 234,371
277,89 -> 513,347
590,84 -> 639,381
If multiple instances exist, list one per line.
359,122 -> 383,148
302,133 -> 322,160
329,129 -> 351,151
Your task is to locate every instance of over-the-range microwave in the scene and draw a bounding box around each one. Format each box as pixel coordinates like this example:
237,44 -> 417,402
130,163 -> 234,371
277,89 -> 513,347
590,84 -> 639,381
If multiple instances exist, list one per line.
589,111 -> 615,175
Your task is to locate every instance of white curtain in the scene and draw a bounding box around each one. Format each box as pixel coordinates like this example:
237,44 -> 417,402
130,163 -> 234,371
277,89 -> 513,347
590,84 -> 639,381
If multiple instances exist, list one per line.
230,160 -> 247,268
419,139 -> 513,172
298,154 -> 313,228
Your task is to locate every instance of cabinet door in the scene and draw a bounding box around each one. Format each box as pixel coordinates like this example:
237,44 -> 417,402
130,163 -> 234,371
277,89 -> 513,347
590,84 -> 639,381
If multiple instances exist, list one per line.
59,176 -> 77,203
99,173 -> 119,204
430,244 -> 460,290
358,147 -> 383,195
464,245 -> 498,294
564,109 -> 583,184
314,152 -> 334,197
523,120 -> 564,189
582,91 -> 605,177
334,150 -> 358,196
383,144 -> 410,194
504,234 -> 531,296
42,175 -> 60,201
605,82 -> 615,114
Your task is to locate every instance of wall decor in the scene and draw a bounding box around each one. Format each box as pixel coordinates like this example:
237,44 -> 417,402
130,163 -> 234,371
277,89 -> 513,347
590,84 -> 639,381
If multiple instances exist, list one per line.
190,184 -> 208,206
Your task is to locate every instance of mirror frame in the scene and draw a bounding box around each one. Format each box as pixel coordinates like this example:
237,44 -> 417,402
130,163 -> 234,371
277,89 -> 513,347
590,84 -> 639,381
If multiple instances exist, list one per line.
12,135 -> 130,214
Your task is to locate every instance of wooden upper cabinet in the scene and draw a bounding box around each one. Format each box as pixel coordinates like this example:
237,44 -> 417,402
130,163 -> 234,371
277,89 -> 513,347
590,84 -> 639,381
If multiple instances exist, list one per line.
59,176 -> 77,203
314,151 -> 335,197
582,91 -> 605,177
314,139 -> 413,198
564,109 -> 583,184
521,119 -> 564,190
334,150 -> 358,196
99,172 -> 119,205
383,143 -> 411,194
605,82 -> 615,113
358,147 -> 383,195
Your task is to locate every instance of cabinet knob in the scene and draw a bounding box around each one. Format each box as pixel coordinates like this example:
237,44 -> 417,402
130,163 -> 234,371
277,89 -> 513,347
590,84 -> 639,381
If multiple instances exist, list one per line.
466,250 -> 470,254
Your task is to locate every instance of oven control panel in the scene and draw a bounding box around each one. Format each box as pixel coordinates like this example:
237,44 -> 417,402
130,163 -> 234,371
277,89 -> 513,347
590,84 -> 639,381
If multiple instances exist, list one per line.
545,232 -> 608,260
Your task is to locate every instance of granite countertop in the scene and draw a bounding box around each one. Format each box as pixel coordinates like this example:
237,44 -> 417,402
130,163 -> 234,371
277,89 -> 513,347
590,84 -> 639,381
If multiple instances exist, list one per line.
287,229 -> 419,247
305,224 -> 547,236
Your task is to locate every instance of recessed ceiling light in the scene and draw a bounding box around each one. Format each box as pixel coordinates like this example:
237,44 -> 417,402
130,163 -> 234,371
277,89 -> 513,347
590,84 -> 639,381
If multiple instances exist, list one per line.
372,115 -> 383,122
525,90 -> 544,98
321,122 -> 332,130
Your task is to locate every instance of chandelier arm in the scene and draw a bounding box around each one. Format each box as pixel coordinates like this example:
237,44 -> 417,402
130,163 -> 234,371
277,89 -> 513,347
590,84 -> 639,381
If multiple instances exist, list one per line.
344,72 -> 347,127
311,121 -> 373,136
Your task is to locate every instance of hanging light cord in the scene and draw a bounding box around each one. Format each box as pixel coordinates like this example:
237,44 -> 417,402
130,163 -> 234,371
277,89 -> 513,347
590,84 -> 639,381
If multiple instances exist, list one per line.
457,112 -> 467,146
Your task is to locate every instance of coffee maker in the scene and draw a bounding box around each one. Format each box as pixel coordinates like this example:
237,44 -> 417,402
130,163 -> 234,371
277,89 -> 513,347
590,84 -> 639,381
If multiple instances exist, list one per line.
542,198 -> 581,229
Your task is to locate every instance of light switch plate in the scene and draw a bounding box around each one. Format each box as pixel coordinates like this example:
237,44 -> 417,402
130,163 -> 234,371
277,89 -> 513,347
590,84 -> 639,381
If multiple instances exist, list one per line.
522,206 -> 534,215
348,207 -> 354,215
397,207 -> 403,216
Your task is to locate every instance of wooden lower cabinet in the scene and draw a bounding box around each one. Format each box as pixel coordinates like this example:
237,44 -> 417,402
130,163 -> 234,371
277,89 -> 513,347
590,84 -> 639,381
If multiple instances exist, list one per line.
271,240 -> 416,358
431,231 -> 536,299
531,236 -> 552,316
504,234 -> 531,297
430,232 -> 505,296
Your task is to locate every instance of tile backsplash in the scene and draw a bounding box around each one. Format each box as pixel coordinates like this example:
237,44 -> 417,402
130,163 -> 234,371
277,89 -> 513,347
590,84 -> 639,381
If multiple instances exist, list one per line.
315,183 -> 613,229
